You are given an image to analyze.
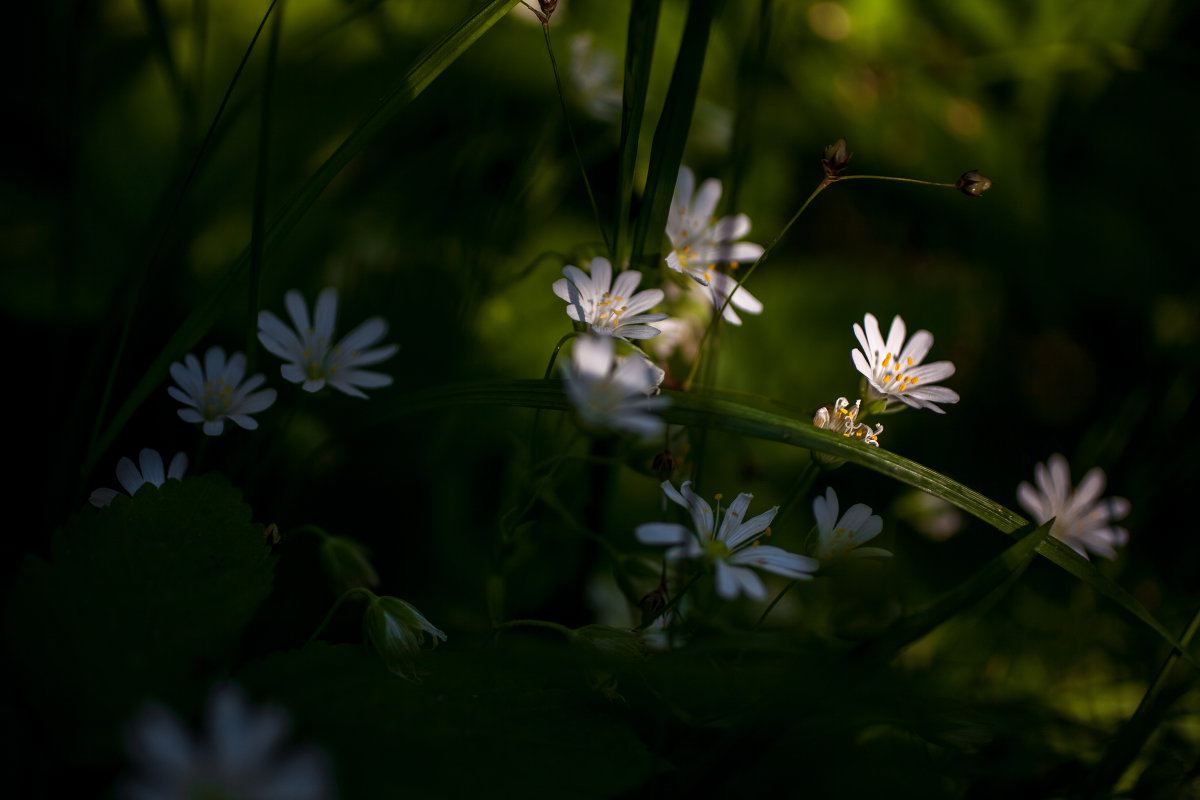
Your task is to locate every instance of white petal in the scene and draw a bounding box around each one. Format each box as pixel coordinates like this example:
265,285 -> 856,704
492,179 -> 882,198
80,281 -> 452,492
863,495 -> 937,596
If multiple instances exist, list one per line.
691,178 -> 723,223
588,257 -> 613,293
284,289 -> 312,333
89,488 -> 119,508
813,487 -> 839,535
314,287 -> 339,342
138,449 -> 166,487
897,330 -> 933,367
167,452 -> 188,480
1016,481 -> 1048,522
571,335 -> 614,379
714,561 -> 767,600
204,346 -> 227,381
730,545 -> 819,580
337,317 -> 390,353
710,214 -> 751,243
636,522 -> 692,546
611,269 -> 642,300
883,315 -> 907,360
116,457 -> 143,495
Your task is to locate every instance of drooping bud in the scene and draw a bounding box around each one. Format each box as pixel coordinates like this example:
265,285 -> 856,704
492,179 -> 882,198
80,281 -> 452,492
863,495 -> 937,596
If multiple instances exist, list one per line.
363,594 -> 446,679
822,138 -> 853,177
652,449 -> 677,481
538,0 -> 558,21
955,170 -> 992,197
318,533 -> 380,591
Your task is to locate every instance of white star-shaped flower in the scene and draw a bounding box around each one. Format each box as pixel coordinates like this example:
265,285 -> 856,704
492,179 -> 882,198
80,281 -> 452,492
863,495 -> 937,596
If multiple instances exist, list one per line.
852,312 -> 960,413
89,448 -> 188,508
562,335 -> 668,438
1017,454 -> 1130,560
258,288 -> 398,398
119,682 -> 335,800
168,347 -> 277,436
552,257 -> 668,340
665,166 -> 764,286
812,486 -> 889,563
636,480 -> 818,601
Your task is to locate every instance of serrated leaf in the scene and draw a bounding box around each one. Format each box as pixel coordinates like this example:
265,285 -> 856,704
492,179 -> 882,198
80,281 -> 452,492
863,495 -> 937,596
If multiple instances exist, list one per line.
3,474 -> 276,760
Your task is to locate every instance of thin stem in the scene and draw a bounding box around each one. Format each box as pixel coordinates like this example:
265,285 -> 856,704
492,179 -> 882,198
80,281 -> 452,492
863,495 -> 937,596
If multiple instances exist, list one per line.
834,174 -> 956,188
756,579 -> 797,628
494,618 -> 574,636
682,179 -> 829,391
543,331 -> 579,380
534,15 -> 613,260
306,587 -> 375,646
638,572 -> 701,631
775,460 -> 819,527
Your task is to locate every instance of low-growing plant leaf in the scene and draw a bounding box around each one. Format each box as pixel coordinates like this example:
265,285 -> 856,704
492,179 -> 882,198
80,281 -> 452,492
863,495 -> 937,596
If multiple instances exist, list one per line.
614,0 -> 662,266
3,475 -> 276,761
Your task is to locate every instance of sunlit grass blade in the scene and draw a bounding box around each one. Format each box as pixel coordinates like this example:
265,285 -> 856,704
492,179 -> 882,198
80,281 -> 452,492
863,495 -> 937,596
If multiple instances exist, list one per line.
726,0 -> 772,211
613,0 -> 662,266
853,519 -> 1054,663
629,0 -> 716,269
84,0 -> 521,480
359,378 -> 1195,663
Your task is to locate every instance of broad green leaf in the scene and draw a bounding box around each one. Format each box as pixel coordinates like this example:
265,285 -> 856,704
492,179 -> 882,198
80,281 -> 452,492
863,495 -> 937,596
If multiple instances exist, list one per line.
362,378 -> 1193,663
86,0 -> 521,478
854,519 -> 1054,662
629,0 -> 716,269
3,475 -> 276,760
613,0 -> 662,265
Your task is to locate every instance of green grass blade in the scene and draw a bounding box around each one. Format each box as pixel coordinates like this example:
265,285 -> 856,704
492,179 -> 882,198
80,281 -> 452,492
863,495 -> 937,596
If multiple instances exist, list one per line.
853,519 -> 1054,663
358,378 -> 1194,662
629,0 -> 716,269
84,0 -> 520,478
613,0 -> 662,266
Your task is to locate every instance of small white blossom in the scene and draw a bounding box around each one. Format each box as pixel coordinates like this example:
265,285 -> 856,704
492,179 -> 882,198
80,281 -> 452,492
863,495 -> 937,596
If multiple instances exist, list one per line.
562,335 -> 668,437
258,288 -> 398,398
1017,454 -> 1130,560
120,682 -> 335,800
168,347 -> 277,436
852,312 -> 960,413
813,397 -> 883,447
89,448 -> 188,508
552,257 -> 668,340
813,486 -> 889,563
665,166 -> 764,286
636,480 -> 818,601
568,33 -> 622,122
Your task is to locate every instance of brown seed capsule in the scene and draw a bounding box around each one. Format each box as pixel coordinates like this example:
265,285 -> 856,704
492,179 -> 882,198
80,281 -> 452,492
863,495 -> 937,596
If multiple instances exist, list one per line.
652,449 -> 677,481
822,137 -> 853,176
539,0 -> 558,19
956,170 -> 992,197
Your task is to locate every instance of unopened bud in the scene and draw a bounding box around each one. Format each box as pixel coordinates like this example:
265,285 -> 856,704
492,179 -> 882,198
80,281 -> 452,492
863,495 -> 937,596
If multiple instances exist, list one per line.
538,0 -> 558,20
956,170 -> 992,197
822,138 -> 853,177
318,533 -> 380,591
652,449 -> 677,481
363,594 -> 446,679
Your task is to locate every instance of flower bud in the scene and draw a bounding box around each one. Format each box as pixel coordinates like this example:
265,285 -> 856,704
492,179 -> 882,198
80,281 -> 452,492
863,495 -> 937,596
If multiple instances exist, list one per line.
955,170 -> 992,197
363,595 -> 446,679
822,138 -> 853,177
652,449 -> 677,481
539,0 -> 558,18
318,534 -> 380,591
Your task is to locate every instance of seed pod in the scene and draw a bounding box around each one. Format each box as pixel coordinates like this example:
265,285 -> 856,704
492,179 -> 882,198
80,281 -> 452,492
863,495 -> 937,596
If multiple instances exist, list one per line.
956,170 -> 992,197
822,137 -> 853,176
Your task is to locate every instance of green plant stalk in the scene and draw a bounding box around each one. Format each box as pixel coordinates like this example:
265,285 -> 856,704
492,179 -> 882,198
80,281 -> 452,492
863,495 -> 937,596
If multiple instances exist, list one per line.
537,19 -> 612,259
614,0 -> 662,266
306,586 -> 375,646
726,0 -> 772,212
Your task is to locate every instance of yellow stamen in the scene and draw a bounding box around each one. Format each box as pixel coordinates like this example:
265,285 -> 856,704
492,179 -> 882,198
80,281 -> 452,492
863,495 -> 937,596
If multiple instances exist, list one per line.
882,353 -> 891,367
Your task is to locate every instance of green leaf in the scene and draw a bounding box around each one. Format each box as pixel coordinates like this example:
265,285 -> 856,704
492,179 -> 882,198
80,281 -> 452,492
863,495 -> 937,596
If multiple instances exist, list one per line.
3,475 -> 276,760
629,0 -> 717,269
854,519 -> 1054,662
613,0 -> 662,266
86,0 -> 521,478
361,378 -> 1194,663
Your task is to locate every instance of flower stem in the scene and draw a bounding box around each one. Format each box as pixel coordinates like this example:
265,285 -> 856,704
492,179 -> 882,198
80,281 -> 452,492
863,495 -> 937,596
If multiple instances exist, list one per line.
305,586 -> 375,647
832,174 -> 957,188
756,579 -> 797,628
543,331 -> 579,380
494,618 -> 574,637
775,460 -> 819,527
534,13 -> 613,261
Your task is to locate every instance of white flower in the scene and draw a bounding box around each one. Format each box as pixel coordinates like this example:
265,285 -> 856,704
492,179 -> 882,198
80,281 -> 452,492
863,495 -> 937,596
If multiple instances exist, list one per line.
568,33 -> 622,122
705,270 -> 763,326
1016,454 -> 1130,560
258,288 -> 398,398
168,347 -> 277,436
89,448 -> 188,508
852,312 -> 960,413
552,257 -> 668,340
562,335 -> 668,437
665,166 -> 765,286
813,397 -> 883,447
813,487 -> 889,563
120,682 -> 335,800
635,480 -> 818,601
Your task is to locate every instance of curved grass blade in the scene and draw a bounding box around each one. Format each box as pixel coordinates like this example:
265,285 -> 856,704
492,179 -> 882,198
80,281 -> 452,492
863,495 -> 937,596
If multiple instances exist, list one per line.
613,0 -> 662,266
629,0 -> 716,269
359,378 -> 1195,663
853,519 -> 1054,663
85,0 -> 521,478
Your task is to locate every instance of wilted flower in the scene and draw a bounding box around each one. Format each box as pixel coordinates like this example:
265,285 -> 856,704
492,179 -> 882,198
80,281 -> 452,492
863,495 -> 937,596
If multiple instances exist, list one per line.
258,288 -> 398,398
813,486 -> 889,563
636,480 -> 818,601
90,448 -> 188,508
568,33 -> 621,122
956,170 -> 992,197
562,335 -> 668,437
852,312 -> 960,413
813,397 -> 883,447
168,347 -> 277,436
552,257 -> 668,340
665,166 -> 764,286
120,682 -> 334,800
822,137 -> 853,177
1017,454 -> 1130,560
363,593 -> 447,678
